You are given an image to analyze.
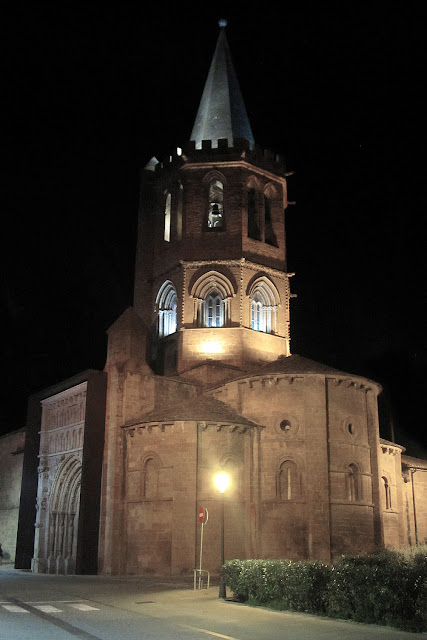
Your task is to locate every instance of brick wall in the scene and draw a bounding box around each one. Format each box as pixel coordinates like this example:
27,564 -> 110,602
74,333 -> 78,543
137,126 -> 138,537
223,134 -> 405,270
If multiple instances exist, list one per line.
210,371 -> 382,563
121,419 -> 254,575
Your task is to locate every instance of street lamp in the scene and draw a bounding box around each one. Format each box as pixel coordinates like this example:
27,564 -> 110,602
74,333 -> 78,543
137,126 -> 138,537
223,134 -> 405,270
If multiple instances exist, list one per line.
215,472 -> 230,599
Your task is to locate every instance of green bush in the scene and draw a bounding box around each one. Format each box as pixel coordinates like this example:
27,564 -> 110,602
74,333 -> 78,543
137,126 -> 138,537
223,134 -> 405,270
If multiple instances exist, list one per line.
222,548 -> 427,632
222,558 -> 330,614
326,549 -> 427,632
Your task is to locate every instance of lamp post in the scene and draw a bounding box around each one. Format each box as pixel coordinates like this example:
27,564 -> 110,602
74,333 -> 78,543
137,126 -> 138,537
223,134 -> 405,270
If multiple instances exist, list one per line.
214,472 -> 230,599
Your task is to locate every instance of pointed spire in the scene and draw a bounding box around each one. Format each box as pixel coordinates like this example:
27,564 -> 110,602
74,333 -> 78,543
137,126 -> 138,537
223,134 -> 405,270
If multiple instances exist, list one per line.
190,20 -> 254,149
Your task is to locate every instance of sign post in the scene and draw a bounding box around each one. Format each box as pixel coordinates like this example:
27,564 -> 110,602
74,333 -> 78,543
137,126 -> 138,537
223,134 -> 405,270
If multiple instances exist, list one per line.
194,507 -> 209,590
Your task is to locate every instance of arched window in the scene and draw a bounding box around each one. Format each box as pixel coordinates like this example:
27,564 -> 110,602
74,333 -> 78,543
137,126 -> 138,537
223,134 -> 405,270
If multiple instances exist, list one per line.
347,463 -> 360,501
208,179 -> 224,229
251,295 -> 263,331
251,293 -> 272,332
177,182 -> 183,240
156,281 -> 177,337
205,290 -> 224,327
143,458 -> 158,499
264,192 -> 278,246
248,276 -> 280,334
191,271 -> 235,328
382,476 -> 392,510
247,187 -> 260,240
279,460 -> 301,500
164,192 -> 171,242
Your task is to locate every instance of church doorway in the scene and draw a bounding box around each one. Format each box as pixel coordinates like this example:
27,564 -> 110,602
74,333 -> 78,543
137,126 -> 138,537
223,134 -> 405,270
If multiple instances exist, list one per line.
47,456 -> 81,574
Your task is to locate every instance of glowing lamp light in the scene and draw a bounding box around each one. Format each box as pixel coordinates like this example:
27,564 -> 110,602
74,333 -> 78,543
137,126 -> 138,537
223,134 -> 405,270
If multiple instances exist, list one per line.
215,472 -> 230,494
201,341 -> 223,354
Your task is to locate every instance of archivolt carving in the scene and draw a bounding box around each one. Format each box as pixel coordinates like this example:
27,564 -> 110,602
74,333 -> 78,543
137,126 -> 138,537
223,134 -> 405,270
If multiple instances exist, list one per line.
247,275 -> 281,306
49,455 -> 82,514
202,169 -> 227,186
264,182 -> 278,198
44,455 -> 82,572
140,450 -> 163,470
190,270 -> 236,300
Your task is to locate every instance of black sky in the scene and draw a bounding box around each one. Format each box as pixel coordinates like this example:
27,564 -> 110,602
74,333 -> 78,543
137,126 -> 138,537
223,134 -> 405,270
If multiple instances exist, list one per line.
2,5 -> 426,455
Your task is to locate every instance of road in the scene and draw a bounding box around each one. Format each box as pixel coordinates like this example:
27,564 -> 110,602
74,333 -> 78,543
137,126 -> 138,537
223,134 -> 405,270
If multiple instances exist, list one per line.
0,566 -> 425,640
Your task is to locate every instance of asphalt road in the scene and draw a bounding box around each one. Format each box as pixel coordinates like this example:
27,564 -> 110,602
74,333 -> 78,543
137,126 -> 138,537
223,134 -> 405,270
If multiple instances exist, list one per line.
0,566 -> 425,640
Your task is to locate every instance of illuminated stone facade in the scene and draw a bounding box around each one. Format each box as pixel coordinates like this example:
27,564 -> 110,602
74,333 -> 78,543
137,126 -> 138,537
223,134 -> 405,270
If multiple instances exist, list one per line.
14,370 -> 107,574
32,383 -> 86,574
97,25 -> 427,576
9,23 -> 426,576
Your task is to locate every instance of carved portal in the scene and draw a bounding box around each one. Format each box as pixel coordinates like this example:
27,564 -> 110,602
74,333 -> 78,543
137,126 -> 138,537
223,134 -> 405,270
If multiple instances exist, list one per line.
32,382 -> 86,574
46,456 -> 81,574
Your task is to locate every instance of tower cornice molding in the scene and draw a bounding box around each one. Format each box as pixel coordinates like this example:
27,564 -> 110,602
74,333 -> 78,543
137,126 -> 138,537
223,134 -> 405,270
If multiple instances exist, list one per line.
181,258 -> 294,281
180,159 -> 287,183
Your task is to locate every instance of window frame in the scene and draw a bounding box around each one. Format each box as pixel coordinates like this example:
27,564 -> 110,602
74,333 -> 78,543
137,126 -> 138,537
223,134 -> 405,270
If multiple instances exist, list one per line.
347,463 -> 361,502
163,192 -> 171,242
156,281 -> 178,338
279,459 -> 302,501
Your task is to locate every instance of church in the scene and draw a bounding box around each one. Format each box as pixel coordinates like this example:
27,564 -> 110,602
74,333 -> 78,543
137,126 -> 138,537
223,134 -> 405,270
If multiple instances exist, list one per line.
12,22 -> 426,575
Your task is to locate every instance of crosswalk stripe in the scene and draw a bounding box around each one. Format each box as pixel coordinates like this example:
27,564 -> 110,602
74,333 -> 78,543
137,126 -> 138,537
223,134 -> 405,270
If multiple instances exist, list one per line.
33,605 -> 62,613
2,605 -> 29,613
69,604 -> 100,611
2,601 -> 100,614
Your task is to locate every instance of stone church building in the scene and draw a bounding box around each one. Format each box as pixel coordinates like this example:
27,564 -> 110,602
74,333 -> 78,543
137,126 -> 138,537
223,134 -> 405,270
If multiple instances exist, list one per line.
12,23 -> 426,575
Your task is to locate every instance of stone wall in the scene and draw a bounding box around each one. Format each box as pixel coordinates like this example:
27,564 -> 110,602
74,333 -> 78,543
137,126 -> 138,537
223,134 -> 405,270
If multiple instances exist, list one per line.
121,419 -> 253,576
401,456 -> 427,547
209,370 -> 381,563
0,428 -> 25,563
379,441 -> 405,549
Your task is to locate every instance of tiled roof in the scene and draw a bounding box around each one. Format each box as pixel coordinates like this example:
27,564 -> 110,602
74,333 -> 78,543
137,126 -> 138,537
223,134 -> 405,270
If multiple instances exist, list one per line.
134,393 -> 260,429
402,454 -> 427,469
203,354 -> 382,391
251,354 -> 347,376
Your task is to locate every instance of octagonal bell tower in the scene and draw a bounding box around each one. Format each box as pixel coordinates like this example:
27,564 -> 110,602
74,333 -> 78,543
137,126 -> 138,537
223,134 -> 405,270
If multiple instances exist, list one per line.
133,22 -> 294,382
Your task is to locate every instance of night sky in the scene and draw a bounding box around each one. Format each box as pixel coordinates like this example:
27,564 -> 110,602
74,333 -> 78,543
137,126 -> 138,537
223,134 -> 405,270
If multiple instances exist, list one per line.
3,6 -> 426,456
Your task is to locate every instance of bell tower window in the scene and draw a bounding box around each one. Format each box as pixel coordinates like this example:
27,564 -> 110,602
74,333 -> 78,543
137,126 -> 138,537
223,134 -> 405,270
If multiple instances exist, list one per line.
177,182 -> 183,240
248,277 -> 280,334
156,281 -> 177,337
248,187 -> 260,240
251,296 -> 263,331
164,192 -> 171,242
208,179 -> 224,229
264,193 -> 278,246
191,271 -> 235,328
204,291 -> 224,327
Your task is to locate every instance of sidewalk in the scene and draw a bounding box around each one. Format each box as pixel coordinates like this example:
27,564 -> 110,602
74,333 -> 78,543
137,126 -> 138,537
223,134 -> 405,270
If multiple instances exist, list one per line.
1,567 -> 425,639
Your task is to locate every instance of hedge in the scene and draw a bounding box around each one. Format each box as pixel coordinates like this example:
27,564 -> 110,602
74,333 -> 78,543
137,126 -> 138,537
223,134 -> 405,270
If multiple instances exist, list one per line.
222,548 -> 427,633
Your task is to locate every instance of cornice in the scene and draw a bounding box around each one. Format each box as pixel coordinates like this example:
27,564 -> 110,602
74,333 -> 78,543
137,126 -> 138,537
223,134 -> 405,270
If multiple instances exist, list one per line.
181,258 -> 294,280
181,159 -> 287,184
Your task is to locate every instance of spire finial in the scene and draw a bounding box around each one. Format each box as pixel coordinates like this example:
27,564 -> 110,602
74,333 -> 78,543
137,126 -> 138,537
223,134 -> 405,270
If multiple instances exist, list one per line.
218,19 -> 227,28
